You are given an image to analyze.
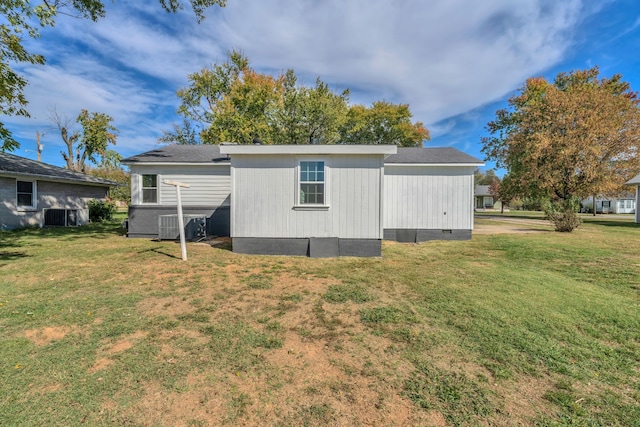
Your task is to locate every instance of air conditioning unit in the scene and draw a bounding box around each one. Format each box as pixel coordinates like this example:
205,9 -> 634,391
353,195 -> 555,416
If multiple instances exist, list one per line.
43,208 -> 78,227
158,214 -> 207,241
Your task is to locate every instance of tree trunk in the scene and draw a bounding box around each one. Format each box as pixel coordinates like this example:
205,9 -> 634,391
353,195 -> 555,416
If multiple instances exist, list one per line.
592,195 -> 596,216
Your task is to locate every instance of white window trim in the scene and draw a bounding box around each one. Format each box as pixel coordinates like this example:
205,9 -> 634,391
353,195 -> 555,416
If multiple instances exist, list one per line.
141,173 -> 160,205
16,179 -> 37,211
293,158 -> 330,210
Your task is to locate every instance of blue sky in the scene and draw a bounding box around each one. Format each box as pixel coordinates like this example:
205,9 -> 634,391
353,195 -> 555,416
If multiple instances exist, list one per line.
5,0 -> 640,172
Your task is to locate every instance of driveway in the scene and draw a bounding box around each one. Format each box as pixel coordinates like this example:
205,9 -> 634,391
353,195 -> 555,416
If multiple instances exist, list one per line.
474,215 -> 553,234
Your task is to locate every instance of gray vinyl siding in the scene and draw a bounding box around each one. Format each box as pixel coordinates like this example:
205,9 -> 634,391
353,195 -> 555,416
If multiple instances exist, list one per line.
231,154 -> 383,239
130,165 -> 231,207
384,165 -> 475,230
0,176 -> 108,229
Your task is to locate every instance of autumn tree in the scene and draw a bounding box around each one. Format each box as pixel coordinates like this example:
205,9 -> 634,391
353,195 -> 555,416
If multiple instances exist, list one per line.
0,0 -> 227,150
481,67 -> 640,231
52,109 -> 118,173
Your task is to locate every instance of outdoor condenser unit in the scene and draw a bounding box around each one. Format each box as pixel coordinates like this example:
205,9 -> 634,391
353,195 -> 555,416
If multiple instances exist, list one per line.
158,214 -> 207,241
43,208 -> 78,227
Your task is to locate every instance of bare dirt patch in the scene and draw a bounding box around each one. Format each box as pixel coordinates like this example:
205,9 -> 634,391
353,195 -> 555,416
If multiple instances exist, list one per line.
89,331 -> 148,374
25,326 -> 74,346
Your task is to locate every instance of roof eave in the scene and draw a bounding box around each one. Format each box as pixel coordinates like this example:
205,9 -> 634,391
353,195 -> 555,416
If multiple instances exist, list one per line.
0,171 -> 117,187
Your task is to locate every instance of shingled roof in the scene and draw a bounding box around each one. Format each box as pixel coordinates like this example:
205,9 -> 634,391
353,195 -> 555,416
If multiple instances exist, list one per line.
385,147 -> 483,164
124,145 -> 483,165
122,144 -> 229,164
0,152 -> 118,186
626,173 -> 640,185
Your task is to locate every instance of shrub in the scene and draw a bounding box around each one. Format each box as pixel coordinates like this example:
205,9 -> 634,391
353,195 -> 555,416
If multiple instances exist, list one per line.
544,199 -> 582,232
88,199 -> 117,222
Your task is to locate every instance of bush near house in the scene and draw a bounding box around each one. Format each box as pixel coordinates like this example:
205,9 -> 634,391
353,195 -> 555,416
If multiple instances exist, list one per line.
88,199 -> 116,222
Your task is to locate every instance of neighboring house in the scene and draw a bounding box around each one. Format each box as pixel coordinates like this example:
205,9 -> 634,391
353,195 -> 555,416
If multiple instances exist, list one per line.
0,152 -> 117,229
474,185 -> 500,210
123,144 -> 483,256
626,174 -> 640,223
581,195 -> 636,214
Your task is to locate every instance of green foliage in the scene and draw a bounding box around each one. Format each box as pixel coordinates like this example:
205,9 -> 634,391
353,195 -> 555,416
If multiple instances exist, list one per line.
88,167 -> 130,204
340,101 -> 430,146
0,0 -> 226,150
544,199 -> 582,232
173,52 -> 428,146
54,109 -> 118,172
88,199 -> 116,222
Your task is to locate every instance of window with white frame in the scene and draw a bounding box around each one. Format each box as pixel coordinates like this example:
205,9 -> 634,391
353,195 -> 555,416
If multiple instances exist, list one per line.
299,161 -> 325,204
142,174 -> 158,203
16,180 -> 36,209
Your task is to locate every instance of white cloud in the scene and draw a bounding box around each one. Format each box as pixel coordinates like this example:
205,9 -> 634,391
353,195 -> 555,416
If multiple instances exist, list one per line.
4,0 -> 597,163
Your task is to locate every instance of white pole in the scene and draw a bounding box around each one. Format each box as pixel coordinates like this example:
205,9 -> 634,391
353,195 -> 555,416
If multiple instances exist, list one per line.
163,179 -> 190,261
175,185 -> 187,261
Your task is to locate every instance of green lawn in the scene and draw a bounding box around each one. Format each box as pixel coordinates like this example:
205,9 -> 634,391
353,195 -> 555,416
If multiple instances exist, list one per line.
1,217 -> 639,426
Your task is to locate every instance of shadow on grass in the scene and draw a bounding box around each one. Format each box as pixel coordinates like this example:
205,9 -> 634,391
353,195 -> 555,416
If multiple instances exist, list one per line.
583,219 -> 639,228
138,247 -> 182,260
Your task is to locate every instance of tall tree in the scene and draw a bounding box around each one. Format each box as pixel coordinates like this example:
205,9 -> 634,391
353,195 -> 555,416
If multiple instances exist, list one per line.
0,0 -> 227,150
481,67 -> 640,230
340,101 -> 430,147
173,52 -> 428,146
52,109 -> 118,172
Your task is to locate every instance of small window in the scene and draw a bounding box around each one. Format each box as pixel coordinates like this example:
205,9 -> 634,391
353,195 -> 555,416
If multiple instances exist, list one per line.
602,201 -> 611,208
300,161 -> 325,204
17,180 -> 35,208
142,174 -> 158,203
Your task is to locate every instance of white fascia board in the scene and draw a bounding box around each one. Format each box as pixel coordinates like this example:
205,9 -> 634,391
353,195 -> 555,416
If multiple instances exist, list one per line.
384,162 -> 485,167
219,145 -> 397,156
121,161 -> 230,166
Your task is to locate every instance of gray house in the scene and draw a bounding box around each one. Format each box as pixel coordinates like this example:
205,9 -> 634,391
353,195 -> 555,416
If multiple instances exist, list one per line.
123,144 -> 483,256
0,152 -> 117,229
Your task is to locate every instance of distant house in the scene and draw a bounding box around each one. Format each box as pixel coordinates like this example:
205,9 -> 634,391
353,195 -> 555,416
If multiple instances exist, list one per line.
123,145 -> 483,257
626,174 -> 640,223
0,152 -> 117,229
581,195 -> 636,214
474,185 -> 500,210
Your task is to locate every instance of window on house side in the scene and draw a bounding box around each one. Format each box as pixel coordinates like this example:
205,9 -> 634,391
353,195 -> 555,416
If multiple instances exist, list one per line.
17,181 -> 35,208
142,174 -> 158,203
300,161 -> 325,204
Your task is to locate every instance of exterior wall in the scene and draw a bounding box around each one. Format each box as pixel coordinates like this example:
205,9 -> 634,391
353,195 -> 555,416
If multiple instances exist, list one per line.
230,154 -> 383,240
130,164 -> 230,206
127,205 -> 229,238
383,165 -> 475,240
128,164 -> 231,238
0,176 -> 108,229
